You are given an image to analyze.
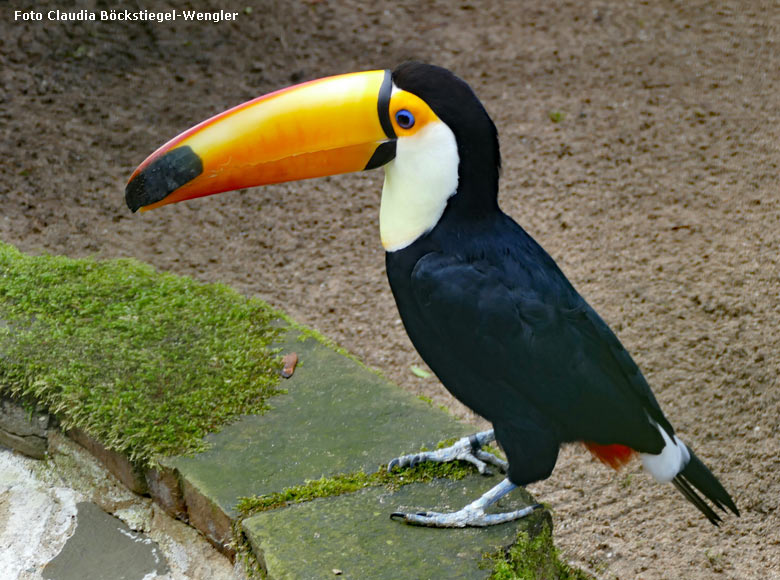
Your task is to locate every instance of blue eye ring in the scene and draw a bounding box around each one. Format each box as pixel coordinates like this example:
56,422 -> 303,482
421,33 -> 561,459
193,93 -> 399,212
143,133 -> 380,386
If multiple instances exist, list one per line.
395,109 -> 415,129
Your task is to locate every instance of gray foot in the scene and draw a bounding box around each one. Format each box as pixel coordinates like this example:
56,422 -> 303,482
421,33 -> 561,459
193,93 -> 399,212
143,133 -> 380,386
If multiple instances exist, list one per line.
387,429 -> 508,476
390,478 -> 541,527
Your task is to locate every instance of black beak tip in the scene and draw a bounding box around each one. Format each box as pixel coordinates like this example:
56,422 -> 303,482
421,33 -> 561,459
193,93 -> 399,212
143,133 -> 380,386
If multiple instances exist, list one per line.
125,145 -> 203,213
125,174 -> 145,213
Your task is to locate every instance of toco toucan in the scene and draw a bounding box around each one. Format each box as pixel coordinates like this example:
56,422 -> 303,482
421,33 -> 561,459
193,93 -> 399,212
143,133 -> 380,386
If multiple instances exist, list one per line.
126,62 -> 739,528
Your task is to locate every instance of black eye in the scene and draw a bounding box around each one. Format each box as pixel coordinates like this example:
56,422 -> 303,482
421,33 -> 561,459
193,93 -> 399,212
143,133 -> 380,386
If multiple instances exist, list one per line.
395,109 -> 415,129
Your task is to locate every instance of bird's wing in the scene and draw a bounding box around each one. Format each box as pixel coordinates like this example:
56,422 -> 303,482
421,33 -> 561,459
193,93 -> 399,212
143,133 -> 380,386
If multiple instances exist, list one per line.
409,250 -> 669,451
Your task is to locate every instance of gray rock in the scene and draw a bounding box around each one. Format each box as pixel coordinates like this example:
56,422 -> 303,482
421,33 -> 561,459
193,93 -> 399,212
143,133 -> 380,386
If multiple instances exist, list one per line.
0,397 -> 50,458
0,428 -> 47,459
42,502 -> 169,580
0,397 -> 49,437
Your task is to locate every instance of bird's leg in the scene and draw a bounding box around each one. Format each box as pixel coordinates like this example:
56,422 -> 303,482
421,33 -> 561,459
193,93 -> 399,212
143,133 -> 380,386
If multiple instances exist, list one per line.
387,429 -> 508,475
390,477 -> 541,527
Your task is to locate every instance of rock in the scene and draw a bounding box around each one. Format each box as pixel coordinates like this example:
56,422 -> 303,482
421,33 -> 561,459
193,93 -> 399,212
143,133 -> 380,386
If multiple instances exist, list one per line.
0,397 -> 50,459
42,501 -> 168,580
0,428 -> 48,459
145,466 -> 187,521
0,397 -> 50,437
68,428 -> 148,495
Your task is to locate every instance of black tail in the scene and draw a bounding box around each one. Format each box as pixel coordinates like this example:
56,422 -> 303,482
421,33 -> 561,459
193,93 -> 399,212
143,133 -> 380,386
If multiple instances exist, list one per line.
673,448 -> 739,526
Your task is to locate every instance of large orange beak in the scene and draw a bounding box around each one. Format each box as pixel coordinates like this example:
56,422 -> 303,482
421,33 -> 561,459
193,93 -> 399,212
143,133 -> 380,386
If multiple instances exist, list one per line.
126,69 -> 396,212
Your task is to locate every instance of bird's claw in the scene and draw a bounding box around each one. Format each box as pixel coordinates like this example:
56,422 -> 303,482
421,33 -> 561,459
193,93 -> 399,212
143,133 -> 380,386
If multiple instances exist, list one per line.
387,430 -> 507,475
387,433 -> 529,528
472,448 -> 509,475
389,504 -> 542,528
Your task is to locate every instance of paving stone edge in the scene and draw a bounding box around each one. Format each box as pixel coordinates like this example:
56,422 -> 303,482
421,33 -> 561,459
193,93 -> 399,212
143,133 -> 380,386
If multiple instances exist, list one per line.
1,326 -> 557,579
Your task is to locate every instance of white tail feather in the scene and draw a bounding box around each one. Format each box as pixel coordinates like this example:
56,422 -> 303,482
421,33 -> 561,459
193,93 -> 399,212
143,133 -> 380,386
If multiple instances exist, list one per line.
640,423 -> 691,483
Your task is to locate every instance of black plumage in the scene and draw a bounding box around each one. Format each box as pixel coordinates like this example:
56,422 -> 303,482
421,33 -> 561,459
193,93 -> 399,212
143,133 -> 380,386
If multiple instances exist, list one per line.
385,63 -> 738,521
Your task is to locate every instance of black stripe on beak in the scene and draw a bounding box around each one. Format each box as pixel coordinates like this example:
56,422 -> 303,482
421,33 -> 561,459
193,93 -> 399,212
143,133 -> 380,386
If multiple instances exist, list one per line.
125,146 -> 203,212
377,70 -> 396,140
364,140 -> 397,170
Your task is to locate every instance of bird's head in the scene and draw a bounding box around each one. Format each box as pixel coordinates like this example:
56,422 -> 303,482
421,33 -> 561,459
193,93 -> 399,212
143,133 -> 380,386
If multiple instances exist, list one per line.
126,62 -> 500,250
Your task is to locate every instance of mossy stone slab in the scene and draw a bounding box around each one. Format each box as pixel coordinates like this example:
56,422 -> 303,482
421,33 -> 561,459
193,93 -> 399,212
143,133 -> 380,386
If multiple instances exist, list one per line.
243,476 -> 544,580
167,327 -> 472,517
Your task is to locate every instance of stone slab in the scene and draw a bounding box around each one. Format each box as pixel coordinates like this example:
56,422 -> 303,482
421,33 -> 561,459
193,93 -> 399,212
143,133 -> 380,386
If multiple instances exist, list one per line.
168,328 -> 471,520
0,428 -> 47,459
42,501 -> 168,580
243,476 -> 545,580
181,473 -> 237,559
145,466 -> 187,521
0,397 -> 50,437
0,397 -> 50,458
69,428 -> 148,495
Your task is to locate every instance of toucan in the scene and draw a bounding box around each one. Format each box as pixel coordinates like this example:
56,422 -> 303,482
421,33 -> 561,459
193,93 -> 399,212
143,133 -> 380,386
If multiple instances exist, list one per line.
126,62 -> 739,528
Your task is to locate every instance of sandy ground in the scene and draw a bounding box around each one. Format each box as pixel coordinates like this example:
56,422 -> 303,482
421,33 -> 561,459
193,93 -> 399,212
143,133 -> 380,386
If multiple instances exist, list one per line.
1,1 -> 778,578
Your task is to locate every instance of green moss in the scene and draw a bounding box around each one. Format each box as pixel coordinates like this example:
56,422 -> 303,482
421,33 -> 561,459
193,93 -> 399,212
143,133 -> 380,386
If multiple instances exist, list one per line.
236,460 -> 476,517
435,437 -> 458,449
0,242 -> 282,467
488,524 -> 592,580
548,110 -> 565,123
232,528 -> 267,580
276,311 -> 354,360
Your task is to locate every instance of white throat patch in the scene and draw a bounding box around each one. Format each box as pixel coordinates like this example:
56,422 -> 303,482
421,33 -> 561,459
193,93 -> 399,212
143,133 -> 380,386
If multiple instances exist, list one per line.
380,119 -> 459,252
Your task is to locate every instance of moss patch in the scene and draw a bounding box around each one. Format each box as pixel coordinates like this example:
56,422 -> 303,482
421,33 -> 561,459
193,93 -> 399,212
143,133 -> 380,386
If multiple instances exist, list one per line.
0,242 -> 282,467
487,523 -> 593,580
236,460 -> 476,517
234,458 -> 480,577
